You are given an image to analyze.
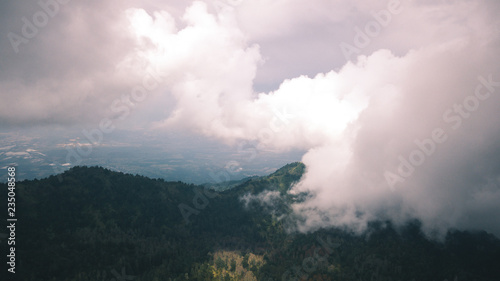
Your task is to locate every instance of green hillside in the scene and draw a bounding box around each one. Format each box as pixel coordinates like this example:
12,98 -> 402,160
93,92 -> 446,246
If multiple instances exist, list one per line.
2,163 -> 500,281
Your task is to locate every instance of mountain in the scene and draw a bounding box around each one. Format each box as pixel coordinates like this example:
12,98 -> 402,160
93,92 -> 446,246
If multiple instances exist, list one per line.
2,163 -> 500,281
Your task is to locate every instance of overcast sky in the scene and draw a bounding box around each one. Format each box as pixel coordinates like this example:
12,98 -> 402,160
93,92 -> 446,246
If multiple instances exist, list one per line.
1,0 -> 500,238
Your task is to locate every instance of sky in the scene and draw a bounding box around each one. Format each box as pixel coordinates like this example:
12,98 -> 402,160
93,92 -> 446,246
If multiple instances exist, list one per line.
1,0 -> 500,238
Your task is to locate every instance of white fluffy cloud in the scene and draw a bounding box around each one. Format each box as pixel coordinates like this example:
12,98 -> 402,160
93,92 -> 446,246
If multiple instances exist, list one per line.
135,1 -> 500,238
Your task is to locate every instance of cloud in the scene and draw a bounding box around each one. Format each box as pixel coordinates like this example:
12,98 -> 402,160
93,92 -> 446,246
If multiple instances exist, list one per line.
286,42 -> 500,238
240,190 -> 281,210
288,47 -> 500,238
0,0 -> 193,128
139,1 -> 500,238
0,1 -> 138,127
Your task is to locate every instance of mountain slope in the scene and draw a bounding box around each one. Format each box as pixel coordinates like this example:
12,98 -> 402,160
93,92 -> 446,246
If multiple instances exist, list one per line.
2,164 -> 500,281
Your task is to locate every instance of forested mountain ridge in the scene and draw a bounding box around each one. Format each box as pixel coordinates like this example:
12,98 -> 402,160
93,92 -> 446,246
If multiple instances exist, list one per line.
2,163 -> 500,281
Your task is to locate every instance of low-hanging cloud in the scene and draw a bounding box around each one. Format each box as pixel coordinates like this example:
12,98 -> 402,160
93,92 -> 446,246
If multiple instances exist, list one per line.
137,1 -> 500,238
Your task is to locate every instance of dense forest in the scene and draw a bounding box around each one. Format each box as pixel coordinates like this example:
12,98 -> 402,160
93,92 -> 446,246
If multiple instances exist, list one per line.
2,163 -> 500,280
